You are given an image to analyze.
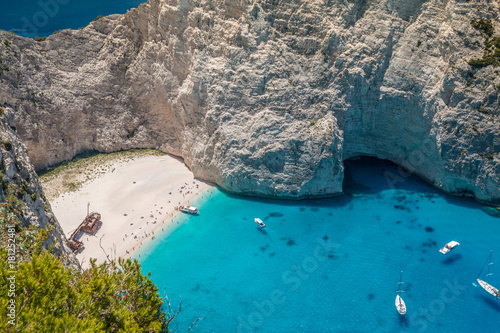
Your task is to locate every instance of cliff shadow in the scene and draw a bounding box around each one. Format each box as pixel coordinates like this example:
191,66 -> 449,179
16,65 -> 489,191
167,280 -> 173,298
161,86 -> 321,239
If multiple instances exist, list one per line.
343,156 -> 489,211
342,156 -> 440,196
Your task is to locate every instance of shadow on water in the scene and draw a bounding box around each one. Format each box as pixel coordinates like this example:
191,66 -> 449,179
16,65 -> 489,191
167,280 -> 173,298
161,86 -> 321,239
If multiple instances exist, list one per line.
218,156 -> 488,211
344,157 -> 489,210
398,315 -> 410,328
219,184 -> 355,209
480,295 -> 500,312
343,157 -> 438,196
257,227 -> 267,235
441,254 -> 462,265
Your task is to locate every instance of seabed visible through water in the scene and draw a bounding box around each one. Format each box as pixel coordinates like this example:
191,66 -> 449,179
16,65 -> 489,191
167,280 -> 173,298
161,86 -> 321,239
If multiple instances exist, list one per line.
137,157 -> 500,332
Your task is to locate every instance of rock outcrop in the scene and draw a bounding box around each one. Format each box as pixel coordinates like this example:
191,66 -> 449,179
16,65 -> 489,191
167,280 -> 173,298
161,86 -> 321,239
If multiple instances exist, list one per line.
0,0 -> 499,202
0,106 -> 78,266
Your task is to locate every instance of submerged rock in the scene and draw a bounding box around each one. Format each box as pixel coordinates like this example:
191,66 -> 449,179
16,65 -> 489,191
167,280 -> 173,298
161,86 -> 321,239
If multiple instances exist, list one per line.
482,206 -> 500,217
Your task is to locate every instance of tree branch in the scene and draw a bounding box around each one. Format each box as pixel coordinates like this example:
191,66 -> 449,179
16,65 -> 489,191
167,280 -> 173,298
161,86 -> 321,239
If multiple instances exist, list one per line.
187,315 -> 208,333
99,234 -> 111,263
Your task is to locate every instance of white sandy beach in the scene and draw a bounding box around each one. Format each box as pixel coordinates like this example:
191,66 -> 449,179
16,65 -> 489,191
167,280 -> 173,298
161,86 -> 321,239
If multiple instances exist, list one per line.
48,154 -> 212,268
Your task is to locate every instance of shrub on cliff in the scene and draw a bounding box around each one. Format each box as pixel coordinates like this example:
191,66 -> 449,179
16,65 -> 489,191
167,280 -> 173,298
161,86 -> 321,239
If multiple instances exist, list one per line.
469,19 -> 500,68
0,207 -> 171,332
3,140 -> 12,151
471,19 -> 494,37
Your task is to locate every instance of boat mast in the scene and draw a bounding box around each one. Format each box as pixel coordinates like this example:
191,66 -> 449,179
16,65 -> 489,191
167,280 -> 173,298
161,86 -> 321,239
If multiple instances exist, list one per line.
397,271 -> 404,293
477,251 -> 494,281
486,251 -> 494,283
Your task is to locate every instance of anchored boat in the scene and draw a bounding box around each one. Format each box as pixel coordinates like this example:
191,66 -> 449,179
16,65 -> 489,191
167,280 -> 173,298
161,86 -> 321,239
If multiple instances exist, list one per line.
255,218 -> 265,228
395,271 -> 407,315
179,205 -> 199,215
439,240 -> 460,254
477,251 -> 500,300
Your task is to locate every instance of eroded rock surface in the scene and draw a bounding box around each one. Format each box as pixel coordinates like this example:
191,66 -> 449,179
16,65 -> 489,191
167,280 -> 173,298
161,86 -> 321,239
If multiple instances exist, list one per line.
0,106 -> 78,266
0,0 -> 499,201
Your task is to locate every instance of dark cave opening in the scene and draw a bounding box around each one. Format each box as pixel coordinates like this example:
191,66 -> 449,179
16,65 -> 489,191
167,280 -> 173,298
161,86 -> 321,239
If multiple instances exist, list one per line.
342,156 -> 438,196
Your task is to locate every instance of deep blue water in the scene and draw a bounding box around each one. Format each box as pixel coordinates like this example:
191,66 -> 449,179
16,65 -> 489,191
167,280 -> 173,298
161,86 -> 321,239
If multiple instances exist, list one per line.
0,0 -> 146,38
137,158 -> 500,333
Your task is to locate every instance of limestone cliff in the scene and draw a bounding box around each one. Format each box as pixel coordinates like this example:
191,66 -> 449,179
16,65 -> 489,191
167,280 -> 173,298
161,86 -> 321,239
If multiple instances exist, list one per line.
0,106 -> 78,265
0,0 -> 499,202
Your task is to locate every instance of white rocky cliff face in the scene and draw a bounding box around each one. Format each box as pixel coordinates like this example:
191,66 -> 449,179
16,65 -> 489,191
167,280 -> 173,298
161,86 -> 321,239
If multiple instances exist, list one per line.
0,0 -> 499,202
0,106 -> 78,265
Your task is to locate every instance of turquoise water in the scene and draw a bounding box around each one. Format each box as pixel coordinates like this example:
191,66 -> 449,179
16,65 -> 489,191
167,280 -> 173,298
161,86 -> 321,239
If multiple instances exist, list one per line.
1,0 -> 146,38
137,158 -> 500,332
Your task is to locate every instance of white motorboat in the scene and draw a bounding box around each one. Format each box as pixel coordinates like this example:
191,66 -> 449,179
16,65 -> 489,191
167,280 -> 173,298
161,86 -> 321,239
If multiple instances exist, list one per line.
179,205 -> 199,215
255,218 -> 265,228
439,241 -> 460,254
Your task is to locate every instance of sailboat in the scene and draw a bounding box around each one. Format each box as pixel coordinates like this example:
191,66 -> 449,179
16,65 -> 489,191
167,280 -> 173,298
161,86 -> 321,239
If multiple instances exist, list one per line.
477,251 -> 500,300
395,271 -> 407,315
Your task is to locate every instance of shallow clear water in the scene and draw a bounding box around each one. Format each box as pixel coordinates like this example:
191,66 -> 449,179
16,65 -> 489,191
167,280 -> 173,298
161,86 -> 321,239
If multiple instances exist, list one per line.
137,158 -> 500,333
1,0 -> 146,38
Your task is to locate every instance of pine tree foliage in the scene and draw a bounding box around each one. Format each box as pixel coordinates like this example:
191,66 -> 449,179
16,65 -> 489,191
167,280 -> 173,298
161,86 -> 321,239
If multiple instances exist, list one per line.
0,206 -> 170,332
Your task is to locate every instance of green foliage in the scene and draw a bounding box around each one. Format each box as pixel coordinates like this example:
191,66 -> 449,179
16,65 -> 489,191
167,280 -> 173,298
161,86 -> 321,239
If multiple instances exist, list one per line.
477,108 -> 491,115
484,36 -> 500,50
3,39 -> 10,47
3,140 -> 11,151
4,183 -> 25,211
93,15 -> 104,22
34,36 -> 47,42
0,206 -> 49,259
468,51 -> 500,68
0,206 -> 169,332
471,19 -> 494,37
0,254 -> 168,332
0,172 -> 7,190
469,20 -> 500,68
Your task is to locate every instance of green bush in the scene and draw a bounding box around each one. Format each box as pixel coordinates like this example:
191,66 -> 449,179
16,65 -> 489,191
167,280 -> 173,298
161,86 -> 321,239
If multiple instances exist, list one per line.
472,19 -> 494,37
468,52 -> 499,68
0,207 -> 171,332
3,140 -> 12,151
469,20 -> 500,68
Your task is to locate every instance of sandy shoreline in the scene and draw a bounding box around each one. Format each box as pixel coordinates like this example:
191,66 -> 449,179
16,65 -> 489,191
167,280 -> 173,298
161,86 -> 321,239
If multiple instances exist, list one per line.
45,153 -> 213,268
